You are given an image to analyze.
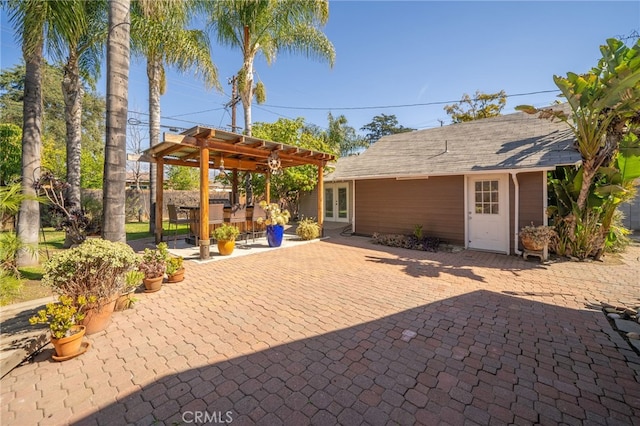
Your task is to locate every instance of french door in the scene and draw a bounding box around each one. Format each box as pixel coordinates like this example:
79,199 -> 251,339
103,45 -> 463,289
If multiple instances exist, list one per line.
324,183 -> 349,222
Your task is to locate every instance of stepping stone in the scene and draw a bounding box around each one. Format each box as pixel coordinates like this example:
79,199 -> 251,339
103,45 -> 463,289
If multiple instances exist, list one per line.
613,318 -> 640,334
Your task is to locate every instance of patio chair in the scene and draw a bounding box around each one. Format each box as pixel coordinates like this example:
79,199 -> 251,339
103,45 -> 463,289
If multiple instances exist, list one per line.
246,203 -> 267,242
208,203 -> 225,236
227,204 -> 247,240
167,204 -> 189,248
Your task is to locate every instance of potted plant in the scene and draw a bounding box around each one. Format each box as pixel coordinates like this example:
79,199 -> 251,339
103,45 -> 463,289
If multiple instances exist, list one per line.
115,269 -> 144,311
139,242 -> 168,292
257,201 -> 290,247
42,238 -> 139,334
166,255 -> 185,283
519,223 -> 556,251
29,295 -> 92,360
212,223 -> 240,255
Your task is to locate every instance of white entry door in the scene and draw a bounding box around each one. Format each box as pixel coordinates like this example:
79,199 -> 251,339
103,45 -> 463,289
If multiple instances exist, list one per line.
467,175 -> 508,253
324,183 -> 349,222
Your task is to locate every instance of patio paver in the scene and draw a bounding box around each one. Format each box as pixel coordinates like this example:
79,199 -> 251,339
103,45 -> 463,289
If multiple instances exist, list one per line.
1,229 -> 639,425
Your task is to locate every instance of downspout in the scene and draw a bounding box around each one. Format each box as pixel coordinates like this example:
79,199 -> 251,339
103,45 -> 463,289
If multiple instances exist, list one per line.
511,172 -> 522,256
351,179 -> 356,234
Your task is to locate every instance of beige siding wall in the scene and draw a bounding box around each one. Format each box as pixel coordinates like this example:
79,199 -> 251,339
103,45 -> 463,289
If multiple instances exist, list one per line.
510,172 -> 545,252
298,187 -> 318,219
518,172 -> 545,228
355,176 -> 465,245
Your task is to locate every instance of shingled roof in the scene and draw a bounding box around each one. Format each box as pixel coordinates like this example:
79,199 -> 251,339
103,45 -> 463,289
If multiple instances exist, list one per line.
327,107 -> 582,181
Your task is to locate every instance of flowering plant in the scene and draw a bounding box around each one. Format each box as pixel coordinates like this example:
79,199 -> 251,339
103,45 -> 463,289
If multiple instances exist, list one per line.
257,201 -> 290,226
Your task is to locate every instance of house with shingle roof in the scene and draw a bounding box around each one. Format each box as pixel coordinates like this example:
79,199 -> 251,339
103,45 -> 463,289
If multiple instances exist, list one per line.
300,107 -> 586,254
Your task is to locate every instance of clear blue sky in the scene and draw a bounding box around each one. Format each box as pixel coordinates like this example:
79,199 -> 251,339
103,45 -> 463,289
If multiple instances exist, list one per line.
1,1 -> 639,139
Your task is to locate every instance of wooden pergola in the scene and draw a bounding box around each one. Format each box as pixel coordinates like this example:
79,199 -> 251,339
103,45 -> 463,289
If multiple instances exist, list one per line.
140,127 -> 336,259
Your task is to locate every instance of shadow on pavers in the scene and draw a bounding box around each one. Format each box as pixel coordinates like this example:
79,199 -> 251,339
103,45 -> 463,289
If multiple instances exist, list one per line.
70,290 -> 640,425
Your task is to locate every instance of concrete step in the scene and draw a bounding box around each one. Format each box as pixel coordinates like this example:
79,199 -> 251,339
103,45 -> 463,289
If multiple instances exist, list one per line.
1,296 -> 56,378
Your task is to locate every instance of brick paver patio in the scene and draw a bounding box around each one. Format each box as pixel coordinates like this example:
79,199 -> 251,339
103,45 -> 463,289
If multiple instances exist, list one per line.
1,230 -> 639,425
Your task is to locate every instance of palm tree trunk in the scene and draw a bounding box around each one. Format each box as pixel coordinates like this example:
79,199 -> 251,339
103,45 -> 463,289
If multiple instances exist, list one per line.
16,40 -> 43,267
576,160 -> 595,212
102,0 -> 130,243
62,53 -> 83,247
147,58 -> 162,234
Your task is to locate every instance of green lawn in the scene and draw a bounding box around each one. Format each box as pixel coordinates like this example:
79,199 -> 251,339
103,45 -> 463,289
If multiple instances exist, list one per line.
1,221 -> 191,306
38,221 -> 190,251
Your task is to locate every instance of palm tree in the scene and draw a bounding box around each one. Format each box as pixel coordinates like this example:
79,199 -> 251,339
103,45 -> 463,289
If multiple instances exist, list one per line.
102,0 -> 131,242
204,0 -> 335,136
60,0 -> 107,246
5,0 -> 84,265
131,0 -> 219,234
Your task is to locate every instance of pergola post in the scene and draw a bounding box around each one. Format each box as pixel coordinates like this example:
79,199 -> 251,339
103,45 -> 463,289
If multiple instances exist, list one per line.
231,169 -> 238,204
199,145 -> 210,259
266,170 -> 271,204
317,165 -> 324,237
154,160 -> 164,244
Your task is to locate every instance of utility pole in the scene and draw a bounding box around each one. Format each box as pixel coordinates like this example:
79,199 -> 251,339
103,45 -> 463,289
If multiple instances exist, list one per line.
226,75 -> 241,133
225,75 -> 243,204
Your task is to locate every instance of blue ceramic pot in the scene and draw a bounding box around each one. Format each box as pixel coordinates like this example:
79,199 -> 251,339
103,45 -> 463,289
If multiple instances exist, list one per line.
266,225 -> 284,247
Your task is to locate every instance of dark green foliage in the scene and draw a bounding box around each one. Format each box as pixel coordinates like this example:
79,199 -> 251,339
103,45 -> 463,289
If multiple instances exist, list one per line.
360,114 -> 415,144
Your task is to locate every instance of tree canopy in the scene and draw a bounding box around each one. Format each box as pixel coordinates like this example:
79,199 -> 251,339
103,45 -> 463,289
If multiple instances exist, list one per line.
251,117 -> 331,217
443,90 -> 507,123
0,63 -> 105,186
360,114 -> 415,144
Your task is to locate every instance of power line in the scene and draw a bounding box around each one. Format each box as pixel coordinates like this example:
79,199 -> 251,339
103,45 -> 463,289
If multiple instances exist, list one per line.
260,89 -> 561,111
155,88 -> 560,124
169,106 -> 225,118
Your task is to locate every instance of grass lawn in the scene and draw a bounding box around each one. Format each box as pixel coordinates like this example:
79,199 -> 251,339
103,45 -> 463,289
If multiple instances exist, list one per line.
2,221 -> 190,306
39,220 -> 189,251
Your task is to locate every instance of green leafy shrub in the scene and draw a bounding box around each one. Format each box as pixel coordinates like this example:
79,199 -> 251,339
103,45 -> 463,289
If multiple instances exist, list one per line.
81,196 -> 103,235
413,224 -> 423,240
296,217 -> 320,240
212,224 -> 240,241
605,210 -> 631,253
0,231 -> 36,278
43,238 -> 139,304
123,269 -> 144,293
0,269 -> 22,306
372,232 -> 440,252
166,256 -> 184,275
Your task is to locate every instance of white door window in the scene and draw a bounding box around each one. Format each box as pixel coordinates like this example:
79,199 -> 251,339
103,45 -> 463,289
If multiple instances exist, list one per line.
468,175 -> 508,253
324,183 -> 349,222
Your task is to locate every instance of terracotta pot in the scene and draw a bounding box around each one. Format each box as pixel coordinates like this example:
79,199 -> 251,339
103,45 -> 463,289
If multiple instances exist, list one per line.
114,291 -> 135,311
167,268 -> 185,283
143,275 -> 163,293
51,325 -> 85,357
521,235 -> 545,251
81,297 -> 117,335
217,240 -> 235,256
